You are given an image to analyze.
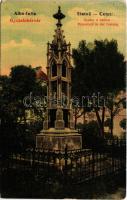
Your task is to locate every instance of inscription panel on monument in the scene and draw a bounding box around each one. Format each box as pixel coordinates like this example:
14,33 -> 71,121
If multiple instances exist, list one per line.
36,134 -> 82,151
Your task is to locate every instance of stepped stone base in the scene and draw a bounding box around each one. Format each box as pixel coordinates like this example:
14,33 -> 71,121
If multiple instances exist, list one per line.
36,128 -> 82,151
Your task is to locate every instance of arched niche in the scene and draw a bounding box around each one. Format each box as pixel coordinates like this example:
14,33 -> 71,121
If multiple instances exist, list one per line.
62,60 -> 67,77
51,60 -> 57,77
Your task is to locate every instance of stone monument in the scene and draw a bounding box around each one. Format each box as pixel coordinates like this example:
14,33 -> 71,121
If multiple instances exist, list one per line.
36,6 -> 82,151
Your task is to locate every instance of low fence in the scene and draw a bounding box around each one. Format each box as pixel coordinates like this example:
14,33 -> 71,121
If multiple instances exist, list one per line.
0,139 -> 126,184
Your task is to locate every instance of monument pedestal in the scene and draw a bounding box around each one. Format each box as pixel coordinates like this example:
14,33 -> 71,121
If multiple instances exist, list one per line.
36,128 -> 82,151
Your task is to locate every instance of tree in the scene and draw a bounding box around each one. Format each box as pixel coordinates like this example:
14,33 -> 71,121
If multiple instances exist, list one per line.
10,65 -> 36,98
72,39 -> 125,136
0,65 -> 47,155
9,65 -> 47,123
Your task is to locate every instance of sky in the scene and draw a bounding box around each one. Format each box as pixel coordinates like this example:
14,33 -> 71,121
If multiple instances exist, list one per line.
1,0 -> 126,75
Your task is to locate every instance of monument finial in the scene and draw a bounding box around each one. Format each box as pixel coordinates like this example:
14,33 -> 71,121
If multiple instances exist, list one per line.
53,6 -> 65,27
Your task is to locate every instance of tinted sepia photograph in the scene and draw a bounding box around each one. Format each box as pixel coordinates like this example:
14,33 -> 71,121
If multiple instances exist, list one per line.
0,0 -> 126,199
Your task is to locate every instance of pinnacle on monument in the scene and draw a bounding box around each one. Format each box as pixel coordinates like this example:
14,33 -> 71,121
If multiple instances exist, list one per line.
53,6 -> 65,27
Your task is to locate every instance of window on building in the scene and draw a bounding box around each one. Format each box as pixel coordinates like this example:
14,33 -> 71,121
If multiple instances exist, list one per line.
62,60 -> 67,77
51,60 -> 57,77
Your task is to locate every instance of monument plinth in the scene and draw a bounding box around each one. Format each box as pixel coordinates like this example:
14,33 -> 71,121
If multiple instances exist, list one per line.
36,7 -> 82,151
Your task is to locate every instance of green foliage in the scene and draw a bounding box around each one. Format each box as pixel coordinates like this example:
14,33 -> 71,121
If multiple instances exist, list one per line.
0,122 -> 26,155
81,121 -> 106,148
72,39 -> 125,96
10,65 -> 36,99
76,123 -> 85,131
27,121 -> 43,134
0,65 -> 46,155
120,118 -> 126,130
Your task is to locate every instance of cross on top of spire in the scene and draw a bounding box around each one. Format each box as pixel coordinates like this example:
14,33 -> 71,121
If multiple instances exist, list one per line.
53,6 -> 65,27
